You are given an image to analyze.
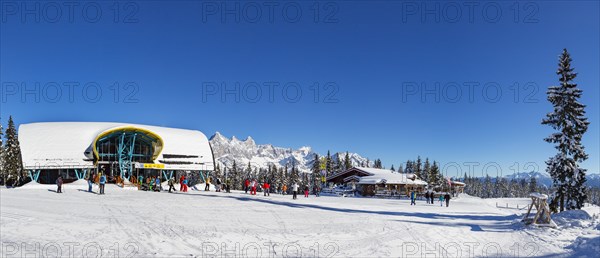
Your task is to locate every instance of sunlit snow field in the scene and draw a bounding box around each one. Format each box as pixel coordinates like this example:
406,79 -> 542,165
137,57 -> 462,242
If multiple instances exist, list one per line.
1,182 -> 598,257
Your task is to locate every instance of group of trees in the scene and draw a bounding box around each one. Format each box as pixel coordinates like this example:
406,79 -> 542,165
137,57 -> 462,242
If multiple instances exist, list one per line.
0,116 -> 25,187
463,175 -> 549,199
391,157 -> 446,187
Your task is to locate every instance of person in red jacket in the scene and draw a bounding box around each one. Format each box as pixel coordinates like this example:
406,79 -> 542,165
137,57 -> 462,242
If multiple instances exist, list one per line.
263,182 -> 270,196
244,179 -> 250,194
179,175 -> 185,192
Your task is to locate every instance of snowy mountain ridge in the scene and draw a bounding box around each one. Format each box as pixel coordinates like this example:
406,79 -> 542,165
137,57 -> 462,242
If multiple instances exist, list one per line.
477,171 -> 600,188
209,132 -> 370,173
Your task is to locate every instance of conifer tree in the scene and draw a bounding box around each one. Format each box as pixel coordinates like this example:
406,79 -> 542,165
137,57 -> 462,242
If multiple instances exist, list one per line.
333,153 -> 342,172
429,161 -> 440,186
0,118 -> 4,185
343,152 -> 352,171
405,160 -> 413,174
414,156 -> 422,179
543,49 -> 589,212
4,116 -> 23,186
325,151 -> 332,176
422,158 -> 431,183
231,160 -> 239,189
397,164 -> 403,174
311,154 -> 321,188
529,176 -> 538,193
390,165 -> 395,172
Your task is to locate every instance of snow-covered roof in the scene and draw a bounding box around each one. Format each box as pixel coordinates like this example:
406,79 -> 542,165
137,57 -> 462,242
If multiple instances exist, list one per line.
451,181 -> 466,186
19,122 -> 214,171
351,167 -> 428,185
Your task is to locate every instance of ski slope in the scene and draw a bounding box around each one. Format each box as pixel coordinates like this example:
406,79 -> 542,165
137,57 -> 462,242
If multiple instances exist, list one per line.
1,184 -> 598,257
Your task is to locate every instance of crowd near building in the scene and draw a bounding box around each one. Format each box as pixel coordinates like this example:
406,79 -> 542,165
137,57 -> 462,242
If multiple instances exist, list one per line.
19,122 -> 215,185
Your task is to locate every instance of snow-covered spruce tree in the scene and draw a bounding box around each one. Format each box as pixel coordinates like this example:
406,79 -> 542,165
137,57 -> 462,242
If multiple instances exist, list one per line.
404,160 -> 413,174
543,49 -> 589,212
0,118 -> 4,185
311,154 -> 321,190
414,156 -> 422,179
231,160 -> 239,189
430,161 -> 441,187
333,153 -> 342,173
422,158 -> 431,183
4,116 -> 24,187
397,164 -> 403,174
529,176 -> 538,193
343,152 -> 352,171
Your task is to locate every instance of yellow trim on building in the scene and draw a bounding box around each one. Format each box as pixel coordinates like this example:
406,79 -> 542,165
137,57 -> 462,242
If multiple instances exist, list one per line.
92,126 -> 164,161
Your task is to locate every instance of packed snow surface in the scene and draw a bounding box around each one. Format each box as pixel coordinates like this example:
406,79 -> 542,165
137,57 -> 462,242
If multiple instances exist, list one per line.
1,185 -> 598,257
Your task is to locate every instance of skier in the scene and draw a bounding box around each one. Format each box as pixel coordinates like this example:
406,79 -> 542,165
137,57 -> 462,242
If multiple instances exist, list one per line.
216,177 -> 222,192
182,177 -> 189,192
168,177 -> 176,193
155,177 -> 161,192
291,182 -> 299,200
425,192 -> 430,204
282,184 -> 287,195
205,176 -> 211,191
251,179 -> 257,195
244,179 -> 250,194
263,182 -> 270,196
444,192 -> 451,207
304,185 -> 309,198
99,174 -> 106,194
180,175 -> 185,191
56,176 -> 63,193
410,191 -> 416,205
87,175 -> 94,192
225,178 -> 231,193
138,175 -> 144,190
439,194 -> 444,206
314,185 -> 320,197
149,176 -> 155,192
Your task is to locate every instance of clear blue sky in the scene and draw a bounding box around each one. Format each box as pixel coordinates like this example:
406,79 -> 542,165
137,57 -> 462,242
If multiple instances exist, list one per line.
1,1 -> 598,177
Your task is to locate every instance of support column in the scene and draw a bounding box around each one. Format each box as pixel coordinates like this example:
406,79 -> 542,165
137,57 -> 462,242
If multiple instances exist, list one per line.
28,170 -> 41,182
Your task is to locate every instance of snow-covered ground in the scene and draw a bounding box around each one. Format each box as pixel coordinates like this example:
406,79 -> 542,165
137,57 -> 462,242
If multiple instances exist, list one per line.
1,183 -> 598,257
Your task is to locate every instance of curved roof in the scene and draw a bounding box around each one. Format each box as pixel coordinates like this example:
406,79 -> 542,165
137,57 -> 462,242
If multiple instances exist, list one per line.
19,122 -> 214,171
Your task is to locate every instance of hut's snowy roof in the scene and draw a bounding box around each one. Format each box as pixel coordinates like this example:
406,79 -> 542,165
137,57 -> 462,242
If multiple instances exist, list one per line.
19,122 -> 214,171
352,167 -> 428,185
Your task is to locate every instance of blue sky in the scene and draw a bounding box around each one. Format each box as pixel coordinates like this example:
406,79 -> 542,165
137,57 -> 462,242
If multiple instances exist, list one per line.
1,1 -> 598,177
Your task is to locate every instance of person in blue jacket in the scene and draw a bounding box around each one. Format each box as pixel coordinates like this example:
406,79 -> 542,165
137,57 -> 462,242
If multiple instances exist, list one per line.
155,177 -> 161,192
410,191 -> 416,205
99,174 -> 107,194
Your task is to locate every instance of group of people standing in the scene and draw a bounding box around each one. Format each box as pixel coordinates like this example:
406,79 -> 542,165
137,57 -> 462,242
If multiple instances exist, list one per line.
241,179 -> 320,200
410,190 -> 452,207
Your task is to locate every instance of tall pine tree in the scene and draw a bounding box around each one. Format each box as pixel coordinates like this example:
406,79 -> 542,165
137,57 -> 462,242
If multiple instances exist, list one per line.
4,116 -> 23,186
0,118 -> 4,185
543,49 -> 589,212
311,154 -> 321,189
343,152 -> 352,171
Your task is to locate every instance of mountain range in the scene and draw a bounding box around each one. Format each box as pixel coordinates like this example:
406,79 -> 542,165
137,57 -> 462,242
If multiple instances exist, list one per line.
209,132 -> 369,173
